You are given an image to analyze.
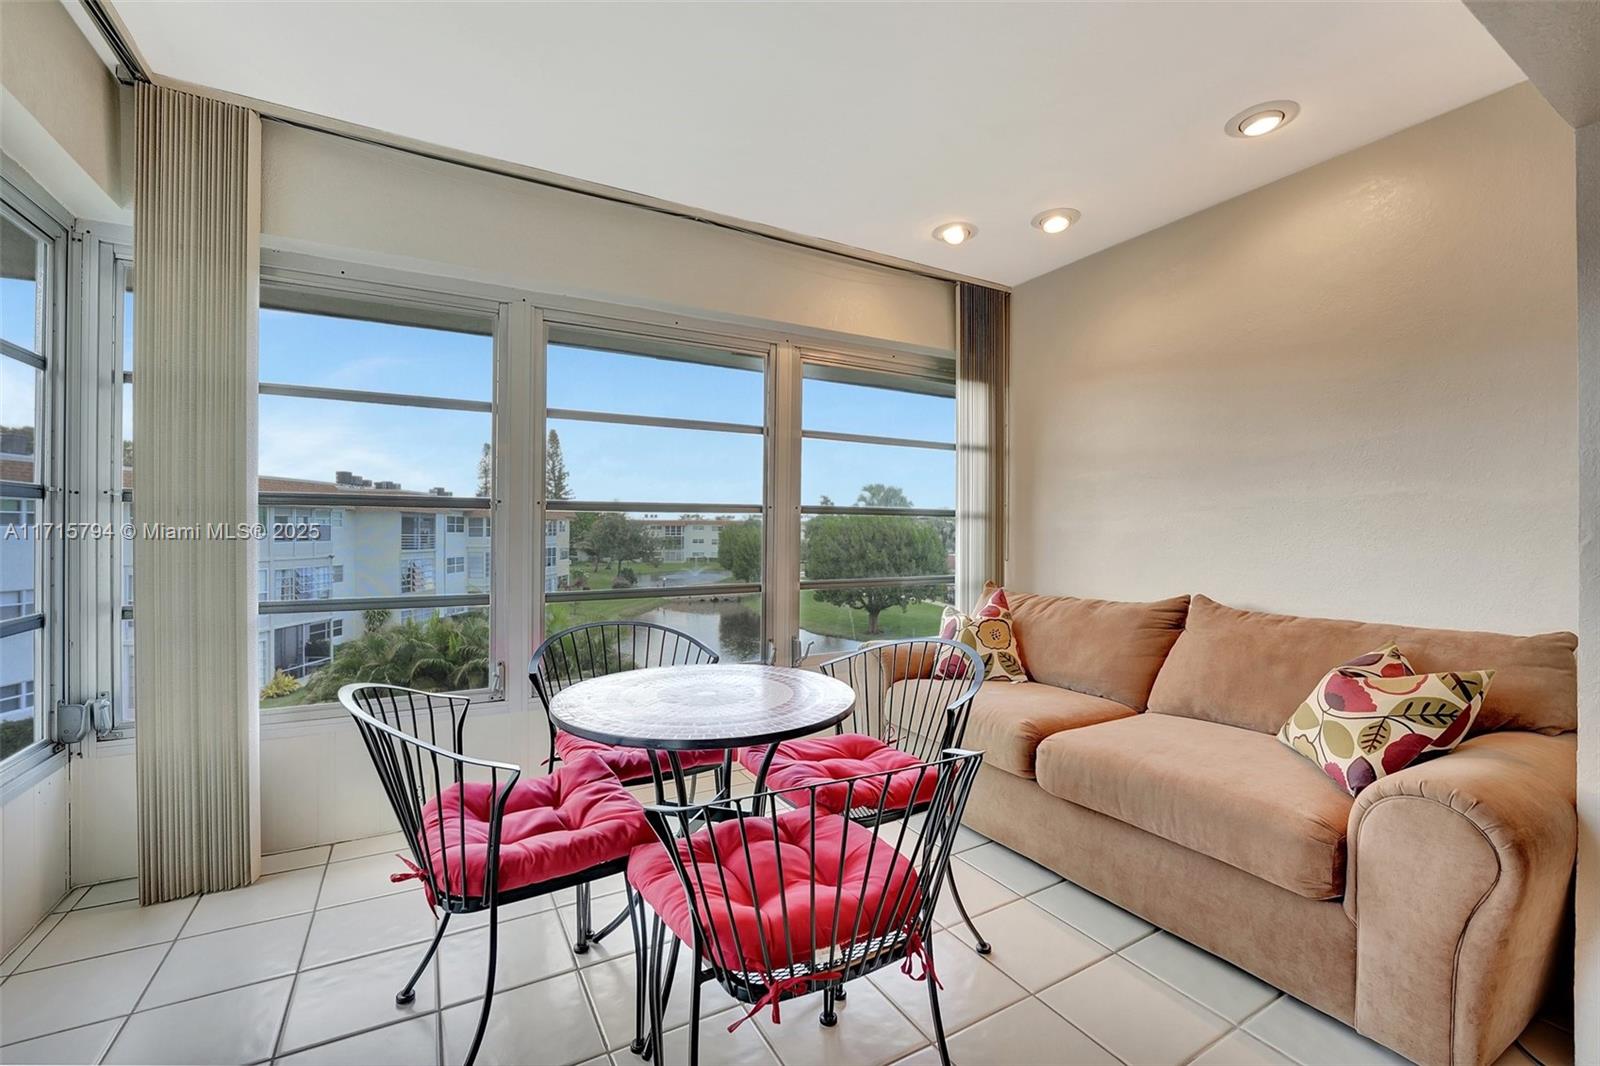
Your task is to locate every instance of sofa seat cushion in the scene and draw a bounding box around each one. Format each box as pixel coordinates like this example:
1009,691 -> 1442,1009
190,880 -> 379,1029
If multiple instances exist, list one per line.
962,680 -> 1137,778
1035,714 -> 1353,899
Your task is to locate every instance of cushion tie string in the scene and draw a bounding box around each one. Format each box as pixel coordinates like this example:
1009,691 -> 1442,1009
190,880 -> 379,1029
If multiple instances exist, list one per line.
390,853 -> 425,884
727,970 -> 846,1032
900,931 -> 942,988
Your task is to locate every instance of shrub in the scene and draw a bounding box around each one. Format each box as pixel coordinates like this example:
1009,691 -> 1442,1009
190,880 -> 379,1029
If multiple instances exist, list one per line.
260,669 -> 301,700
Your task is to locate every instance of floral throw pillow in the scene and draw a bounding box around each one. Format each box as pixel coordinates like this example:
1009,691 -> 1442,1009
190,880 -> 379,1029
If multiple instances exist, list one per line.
1278,644 -> 1493,795
933,582 -> 1028,684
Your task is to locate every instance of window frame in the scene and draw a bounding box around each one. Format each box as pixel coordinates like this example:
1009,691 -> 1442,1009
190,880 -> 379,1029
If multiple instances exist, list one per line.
538,317 -> 772,661
0,173 -> 67,772
241,250 -> 956,721
793,349 -> 957,656
253,267 -> 506,718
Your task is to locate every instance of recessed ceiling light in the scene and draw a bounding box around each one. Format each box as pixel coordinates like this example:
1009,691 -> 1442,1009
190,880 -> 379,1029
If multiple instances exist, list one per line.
1032,208 -> 1081,234
933,222 -> 976,246
1225,100 -> 1300,139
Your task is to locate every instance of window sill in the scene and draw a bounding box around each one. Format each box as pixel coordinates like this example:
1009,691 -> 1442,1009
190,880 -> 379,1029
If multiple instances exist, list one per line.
260,688 -> 505,727
0,741 -> 68,801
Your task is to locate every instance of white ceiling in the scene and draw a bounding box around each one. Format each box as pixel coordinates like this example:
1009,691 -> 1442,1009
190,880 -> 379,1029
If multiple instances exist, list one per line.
109,1 -> 1523,287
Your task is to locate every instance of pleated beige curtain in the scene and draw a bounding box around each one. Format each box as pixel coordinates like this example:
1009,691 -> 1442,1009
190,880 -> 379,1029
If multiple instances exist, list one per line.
133,83 -> 262,903
955,284 -> 1009,611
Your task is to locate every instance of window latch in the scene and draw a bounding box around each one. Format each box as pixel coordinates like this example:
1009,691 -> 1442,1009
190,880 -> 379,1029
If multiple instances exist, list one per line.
54,693 -> 113,745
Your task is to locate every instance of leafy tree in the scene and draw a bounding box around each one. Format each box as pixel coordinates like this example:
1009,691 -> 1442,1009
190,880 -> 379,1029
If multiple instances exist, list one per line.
717,520 -> 762,582
570,512 -> 598,562
301,612 -> 488,703
805,484 -> 946,633
857,484 -> 913,509
545,430 -> 571,500
362,608 -> 391,632
476,443 -> 492,497
582,512 -> 659,572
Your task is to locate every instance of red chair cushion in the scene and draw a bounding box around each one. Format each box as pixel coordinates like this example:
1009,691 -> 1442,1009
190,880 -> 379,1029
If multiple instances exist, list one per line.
739,734 -> 941,815
627,807 -> 921,974
555,730 -> 726,783
414,754 -> 652,903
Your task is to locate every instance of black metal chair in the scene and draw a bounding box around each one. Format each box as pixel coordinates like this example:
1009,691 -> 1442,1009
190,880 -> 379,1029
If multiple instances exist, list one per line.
739,638 -> 994,955
630,750 -> 986,1066
530,621 -> 725,952
342,683 -> 651,1066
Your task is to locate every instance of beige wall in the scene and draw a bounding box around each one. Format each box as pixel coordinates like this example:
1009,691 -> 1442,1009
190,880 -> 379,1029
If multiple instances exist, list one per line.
1575,116 -> 1598,1065
261,122 -> 956,353
1009,84 -> 1576,636
0,0 -> 125,219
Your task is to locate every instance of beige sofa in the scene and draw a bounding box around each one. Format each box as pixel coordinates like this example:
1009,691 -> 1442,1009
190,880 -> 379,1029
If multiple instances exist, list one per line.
949,592 -> 1577,1066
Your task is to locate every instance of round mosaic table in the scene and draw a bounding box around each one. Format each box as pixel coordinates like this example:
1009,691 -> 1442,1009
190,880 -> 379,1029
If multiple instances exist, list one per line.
549,663 -> 856,801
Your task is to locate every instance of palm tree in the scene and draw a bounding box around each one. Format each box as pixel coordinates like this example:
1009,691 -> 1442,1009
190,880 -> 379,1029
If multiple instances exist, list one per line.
302,612 -> 489,703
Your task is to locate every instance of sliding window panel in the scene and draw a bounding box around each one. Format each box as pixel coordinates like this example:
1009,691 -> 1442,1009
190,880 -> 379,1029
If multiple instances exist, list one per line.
545,511 -> 761,594
260,306 -> 492,402
545,592 -> 764,664
547,335 -> 763,426
258,395 -> 491,498
257,284 -> 499,711
546,418 -> 763,505
1,497 -> 37,617
0,629 -> 40,760
800,438 -> 955,510
797,357 -> 956,656
799,581 -> 955,656
256,605 -> 489,709
801,369 -> 955,443
0,212 -> 43,354
0,358 -> 37,482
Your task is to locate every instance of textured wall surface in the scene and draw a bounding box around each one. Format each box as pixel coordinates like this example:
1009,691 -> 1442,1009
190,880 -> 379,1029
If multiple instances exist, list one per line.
1009,84 -> 1577,636
261,123 -> 956,354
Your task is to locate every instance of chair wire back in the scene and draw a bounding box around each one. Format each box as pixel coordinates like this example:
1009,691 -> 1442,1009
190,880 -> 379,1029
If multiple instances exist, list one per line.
529,621 -> 719,765
341,683 -> 521,914
817,638 -> 985,763
637,749 -> 984,1063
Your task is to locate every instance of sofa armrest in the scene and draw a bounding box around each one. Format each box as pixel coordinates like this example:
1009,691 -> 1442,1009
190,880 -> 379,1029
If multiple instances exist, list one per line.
1345,731 -> 1576,1066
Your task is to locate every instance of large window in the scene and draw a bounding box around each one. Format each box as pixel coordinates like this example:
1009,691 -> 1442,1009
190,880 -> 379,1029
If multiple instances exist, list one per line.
542,326 -> 766,662
798,360 -> 956,653
115,255 -> 135,726
256,281 -> 498,709
1,192 -> 60,762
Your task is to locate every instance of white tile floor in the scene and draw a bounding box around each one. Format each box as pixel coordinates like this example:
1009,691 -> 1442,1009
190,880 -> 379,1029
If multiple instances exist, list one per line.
0,814 -> 1576,1066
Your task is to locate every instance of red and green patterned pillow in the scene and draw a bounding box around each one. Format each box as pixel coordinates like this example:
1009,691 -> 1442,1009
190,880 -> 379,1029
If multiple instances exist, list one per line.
1278,643 -> 1493,795
934,582 -> 1028,684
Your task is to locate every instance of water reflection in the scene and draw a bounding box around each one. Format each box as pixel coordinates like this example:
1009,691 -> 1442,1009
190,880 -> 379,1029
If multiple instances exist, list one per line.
631,598 -> 872,661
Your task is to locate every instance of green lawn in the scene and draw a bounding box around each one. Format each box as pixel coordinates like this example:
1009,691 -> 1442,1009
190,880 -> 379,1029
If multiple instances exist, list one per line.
798,591 -> 945,642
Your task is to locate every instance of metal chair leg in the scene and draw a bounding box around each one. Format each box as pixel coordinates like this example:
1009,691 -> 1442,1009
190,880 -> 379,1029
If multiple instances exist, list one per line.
819,985 -> 839,1027
464,899 -> 499,1066
574,880 -> 592,954
945,864 -> 991,954
628,888 -> 648,1056
396,910 -> 450,1005
687,929 -> 702,1066
926,937 -> 952,1066
590,895 -> 632,944
643,914 -> 668,1062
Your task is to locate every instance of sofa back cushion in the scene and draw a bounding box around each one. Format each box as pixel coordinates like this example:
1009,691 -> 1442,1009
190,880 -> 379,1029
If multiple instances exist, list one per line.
1148,595 -> 1576,735
1007,592 -> 1190,709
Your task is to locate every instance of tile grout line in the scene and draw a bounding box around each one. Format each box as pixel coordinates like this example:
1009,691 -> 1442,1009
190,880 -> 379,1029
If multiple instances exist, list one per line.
268,846 -> 335,1061
95,893 -> 202,1063
0,910 -> 65,979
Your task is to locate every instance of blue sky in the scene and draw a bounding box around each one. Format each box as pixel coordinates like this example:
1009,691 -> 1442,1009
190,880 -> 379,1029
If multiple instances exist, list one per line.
106,304 -> 954,508
2,279 -> 39,434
